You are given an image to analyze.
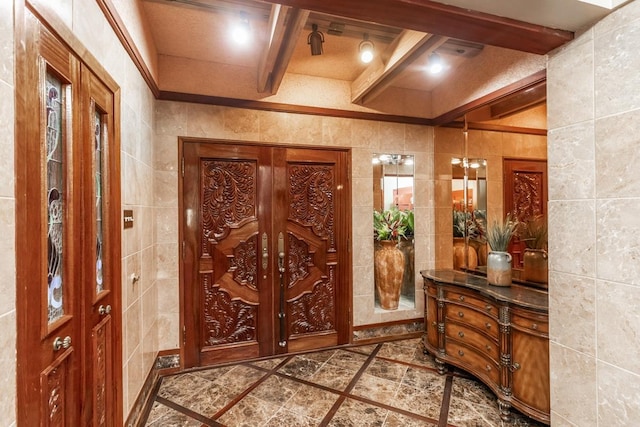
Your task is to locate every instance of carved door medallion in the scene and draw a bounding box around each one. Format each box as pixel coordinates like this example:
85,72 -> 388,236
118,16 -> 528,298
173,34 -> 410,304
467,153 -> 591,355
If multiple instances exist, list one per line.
503,159 -> 547,268
182,142 -> 351,366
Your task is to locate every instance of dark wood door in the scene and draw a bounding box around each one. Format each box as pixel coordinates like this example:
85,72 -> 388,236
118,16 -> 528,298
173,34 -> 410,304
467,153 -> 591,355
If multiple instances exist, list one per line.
503,159 -> 547,268
182,141 -> 351,367
16,8 -> 122,425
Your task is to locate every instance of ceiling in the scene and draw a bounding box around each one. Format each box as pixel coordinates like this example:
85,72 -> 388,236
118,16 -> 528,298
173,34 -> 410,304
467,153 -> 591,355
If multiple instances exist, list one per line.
139,0 -> 623,122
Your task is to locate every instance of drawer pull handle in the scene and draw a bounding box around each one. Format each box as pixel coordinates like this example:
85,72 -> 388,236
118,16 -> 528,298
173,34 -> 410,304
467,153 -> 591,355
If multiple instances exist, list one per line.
458,295 -> 465,302
486,365 -> 492,372
485,345 -> 492,351
432,321 -> 437,327
458,311 -> 464,318
511,362 -> 521,372
485,305 -> 492,311
458,350 -> 464,357
485,322 -> 491,329
532,323 -> 538,330
458,331 -> 465,338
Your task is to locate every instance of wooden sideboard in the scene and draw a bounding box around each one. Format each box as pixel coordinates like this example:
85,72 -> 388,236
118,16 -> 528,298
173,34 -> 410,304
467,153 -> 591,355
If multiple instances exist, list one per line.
421,269 -> 549,424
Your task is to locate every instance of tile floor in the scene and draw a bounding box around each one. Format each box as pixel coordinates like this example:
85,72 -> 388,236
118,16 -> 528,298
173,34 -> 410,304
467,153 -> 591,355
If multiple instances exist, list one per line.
142,338 -> 545,426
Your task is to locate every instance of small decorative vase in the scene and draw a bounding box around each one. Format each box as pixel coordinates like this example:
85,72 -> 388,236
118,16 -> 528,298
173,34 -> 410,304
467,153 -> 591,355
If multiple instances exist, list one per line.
374,240 -> 405,310
486,251 -> 512,286
523,248 -> 548,284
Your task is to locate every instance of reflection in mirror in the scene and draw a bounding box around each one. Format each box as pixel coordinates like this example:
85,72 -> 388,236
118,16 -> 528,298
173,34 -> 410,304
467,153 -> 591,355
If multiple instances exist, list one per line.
452,157 -> 487,270
372,154 -> 415,311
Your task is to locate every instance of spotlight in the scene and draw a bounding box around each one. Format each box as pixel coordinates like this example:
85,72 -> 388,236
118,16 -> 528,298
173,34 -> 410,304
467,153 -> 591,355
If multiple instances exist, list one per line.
359,34 -> 374,63
307,24 -> 325,56
427,52 -> 444,74
231,12 -> 251,45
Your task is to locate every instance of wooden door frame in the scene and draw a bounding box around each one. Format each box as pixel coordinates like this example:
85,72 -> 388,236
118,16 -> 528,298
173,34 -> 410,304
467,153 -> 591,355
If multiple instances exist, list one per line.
15,1 -> 123,424
178,138 -> 353,368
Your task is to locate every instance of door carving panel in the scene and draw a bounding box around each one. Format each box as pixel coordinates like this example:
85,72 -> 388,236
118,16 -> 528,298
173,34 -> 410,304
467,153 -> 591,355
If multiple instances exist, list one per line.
182,142 -> 351,367
503,159 -> 547,268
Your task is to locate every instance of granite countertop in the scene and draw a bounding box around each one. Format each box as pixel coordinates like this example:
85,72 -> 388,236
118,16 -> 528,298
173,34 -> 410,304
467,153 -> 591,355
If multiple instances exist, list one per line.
420,269 -> 548,311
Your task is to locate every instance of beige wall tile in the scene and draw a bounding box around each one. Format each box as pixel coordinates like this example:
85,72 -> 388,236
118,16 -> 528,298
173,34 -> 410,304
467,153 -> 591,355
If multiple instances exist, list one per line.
124,299 -> 141,361
0,198 -> 15,316
548,122 -> 595,201
594,19 -> 640,119
0,82 -> 15,198
547,39 -> 594,130
0,311 -> 16,425
597,361 -> 640,426
550,342 -> 597,426
123,252 -> 142,311
596,199 -> 640,286
549,272 -> 595,355
595,110 -> 640,198
548,200 -> 596,277
596,280 -> 640,374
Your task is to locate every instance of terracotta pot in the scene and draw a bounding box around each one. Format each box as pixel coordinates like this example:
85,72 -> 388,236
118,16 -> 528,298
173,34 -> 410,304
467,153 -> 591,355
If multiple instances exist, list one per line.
487,251 -> 512,286
453,237 -> 478,270
523,248 -> 548,284
374,240 -> 405,310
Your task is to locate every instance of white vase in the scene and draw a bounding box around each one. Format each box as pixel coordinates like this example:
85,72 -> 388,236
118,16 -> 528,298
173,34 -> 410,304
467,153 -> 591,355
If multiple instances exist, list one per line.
486,251 -> 512,286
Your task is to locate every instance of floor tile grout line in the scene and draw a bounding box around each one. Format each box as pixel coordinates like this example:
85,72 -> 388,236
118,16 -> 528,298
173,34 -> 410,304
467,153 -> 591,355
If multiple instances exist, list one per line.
207,355 -> 295,422
155,396 -> 224,426
317,343 -> 383,426
438,373 -> 454,427
344,392 -> 441,425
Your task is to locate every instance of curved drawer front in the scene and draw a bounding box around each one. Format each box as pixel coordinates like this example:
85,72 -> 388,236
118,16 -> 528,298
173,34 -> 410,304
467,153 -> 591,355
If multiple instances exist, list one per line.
444,304 -> 498,339
445,322 -> 499,361
445,290 -> 498,318
445,340 -> 500,384
511,310 -> 549,335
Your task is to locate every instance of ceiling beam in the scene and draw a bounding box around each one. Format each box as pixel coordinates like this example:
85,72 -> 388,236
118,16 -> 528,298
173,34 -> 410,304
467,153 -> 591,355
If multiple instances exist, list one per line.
257,6 -> 309,94
262,0 -> 573,55
351,31 -> 448,105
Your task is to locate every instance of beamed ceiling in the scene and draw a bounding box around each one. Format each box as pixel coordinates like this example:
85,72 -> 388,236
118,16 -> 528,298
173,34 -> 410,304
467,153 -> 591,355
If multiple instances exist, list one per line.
124,0 -> 623,126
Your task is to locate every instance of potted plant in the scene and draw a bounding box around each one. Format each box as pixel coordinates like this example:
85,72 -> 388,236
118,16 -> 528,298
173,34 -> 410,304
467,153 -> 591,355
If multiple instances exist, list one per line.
519,215 -> 548,284
373,207 -> 409,310
485,213 -> 518,286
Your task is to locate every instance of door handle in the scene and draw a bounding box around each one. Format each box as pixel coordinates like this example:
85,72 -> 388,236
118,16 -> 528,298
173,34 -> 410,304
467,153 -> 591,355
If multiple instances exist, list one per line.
98,304 -> 112,315
261,232 -> 268,270
277,232 -> 286,347
53,336 -> 71,351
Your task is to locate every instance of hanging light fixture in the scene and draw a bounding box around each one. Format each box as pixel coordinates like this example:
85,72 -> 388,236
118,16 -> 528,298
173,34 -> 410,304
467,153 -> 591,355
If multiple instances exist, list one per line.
427,52 -> 444,74
307,24 -> 324,56
359,34 -> 374,63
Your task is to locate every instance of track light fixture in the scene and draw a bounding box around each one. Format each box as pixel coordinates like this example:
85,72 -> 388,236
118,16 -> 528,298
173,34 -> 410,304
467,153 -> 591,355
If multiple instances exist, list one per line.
307,24 -> 324,56
359,34 -> 374,63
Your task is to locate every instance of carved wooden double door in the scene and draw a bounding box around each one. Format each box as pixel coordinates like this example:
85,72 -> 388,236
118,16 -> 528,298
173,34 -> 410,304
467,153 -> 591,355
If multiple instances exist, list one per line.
182,142 -> 351,367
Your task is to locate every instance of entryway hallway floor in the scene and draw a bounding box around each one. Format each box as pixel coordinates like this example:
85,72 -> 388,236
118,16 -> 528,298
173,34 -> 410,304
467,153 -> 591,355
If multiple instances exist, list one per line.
142,338 -> 545,426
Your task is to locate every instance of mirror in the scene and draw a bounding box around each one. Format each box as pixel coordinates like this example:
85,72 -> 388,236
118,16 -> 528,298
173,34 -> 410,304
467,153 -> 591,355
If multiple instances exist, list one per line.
372,154 -> 415,311
452,157 -> 487,270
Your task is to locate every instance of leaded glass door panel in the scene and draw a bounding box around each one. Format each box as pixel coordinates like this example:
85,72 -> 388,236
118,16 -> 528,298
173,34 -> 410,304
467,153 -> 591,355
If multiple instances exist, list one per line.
16,8 -> 122,425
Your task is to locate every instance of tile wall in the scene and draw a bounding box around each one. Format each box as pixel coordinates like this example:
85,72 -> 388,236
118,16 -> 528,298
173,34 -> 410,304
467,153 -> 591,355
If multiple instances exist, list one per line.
547,1 -> 640,424
0,0 -> 16,424
153,101 -> 436,348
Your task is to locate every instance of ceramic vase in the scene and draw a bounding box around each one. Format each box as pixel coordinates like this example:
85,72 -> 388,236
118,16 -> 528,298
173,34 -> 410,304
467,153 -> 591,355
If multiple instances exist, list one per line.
523,248 -> 548,284
374,240 -> 405,310
486,251 -> 512,286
